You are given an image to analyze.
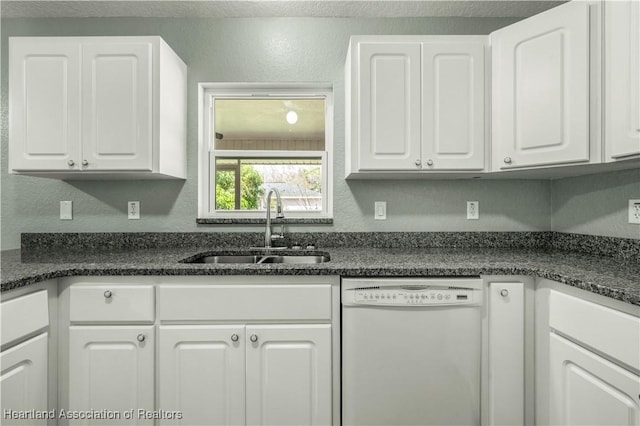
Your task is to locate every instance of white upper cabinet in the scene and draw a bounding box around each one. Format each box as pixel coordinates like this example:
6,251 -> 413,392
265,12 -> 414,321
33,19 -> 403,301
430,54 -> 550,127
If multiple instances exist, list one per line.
9,36 -> 186,179
422,41 -> 485,171
349,41 -> 422,172
345,36 -> 487,177
491,1 -> 592,171
8,40 -> 82,171
604,0 -> 640,161
81,42 -> 153,171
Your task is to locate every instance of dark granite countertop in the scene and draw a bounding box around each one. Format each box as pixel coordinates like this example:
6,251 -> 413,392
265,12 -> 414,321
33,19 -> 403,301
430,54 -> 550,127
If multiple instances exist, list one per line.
2,245 -> 639,306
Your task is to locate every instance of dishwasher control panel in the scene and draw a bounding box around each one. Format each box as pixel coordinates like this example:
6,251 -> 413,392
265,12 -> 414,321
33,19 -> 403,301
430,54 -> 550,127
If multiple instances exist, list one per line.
353,288 -> 476,306
342,278 -> 483,307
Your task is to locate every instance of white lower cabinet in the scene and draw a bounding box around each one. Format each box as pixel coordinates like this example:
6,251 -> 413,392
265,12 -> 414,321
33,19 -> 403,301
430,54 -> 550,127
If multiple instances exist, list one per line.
0,333 -> 49,426
0,288 -> 51,426
157,277 -> 335,426
68,326 -> 155,425
62,276 -> 338,426
245,324 -> 332,426
158,325 -> 246,426
540,283 -> 640,426
159,324 -> 331,426
484,279 -> 535,426
549,333 -> 640,426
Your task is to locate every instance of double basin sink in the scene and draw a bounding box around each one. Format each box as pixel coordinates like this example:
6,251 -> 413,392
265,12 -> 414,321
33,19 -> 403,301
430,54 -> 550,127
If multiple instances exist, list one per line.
181,252 -> 329,264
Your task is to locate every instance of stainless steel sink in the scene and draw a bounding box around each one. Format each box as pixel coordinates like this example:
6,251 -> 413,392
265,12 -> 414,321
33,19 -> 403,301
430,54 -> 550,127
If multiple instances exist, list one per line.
193,255 -> 261,264
184,254 -> 328,264
257,255 -> 327,264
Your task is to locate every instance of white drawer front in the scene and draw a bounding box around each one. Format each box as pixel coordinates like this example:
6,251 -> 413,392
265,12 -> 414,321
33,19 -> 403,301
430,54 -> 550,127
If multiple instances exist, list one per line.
1,290 -> 49,347
69,285 -> 155,323
159,284 -> 332,321
549,290 -> 640,370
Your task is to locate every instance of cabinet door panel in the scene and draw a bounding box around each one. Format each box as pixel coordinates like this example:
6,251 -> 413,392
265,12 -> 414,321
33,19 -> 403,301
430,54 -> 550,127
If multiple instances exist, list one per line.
605,0 -> 640,160
422,42 -> 485,170
158,326 -> 245,426
357,43 -> 421,170
549,333 -> 640,426
246,324 -> 331,426
82,42 -> 153,171
9,40 -> 81,171
68,326 -> 154,425
0,333 -> 48,426
488,282 -> 525,425
492,1 -> 590,169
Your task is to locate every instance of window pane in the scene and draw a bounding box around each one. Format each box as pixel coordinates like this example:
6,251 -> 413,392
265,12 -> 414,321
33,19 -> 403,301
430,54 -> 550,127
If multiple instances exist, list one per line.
214,158 -> 323,212
214,99 -> 325,151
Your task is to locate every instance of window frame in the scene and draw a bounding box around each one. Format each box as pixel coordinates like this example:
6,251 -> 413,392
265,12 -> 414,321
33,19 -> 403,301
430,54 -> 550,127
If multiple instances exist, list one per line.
198,82 -> 334,220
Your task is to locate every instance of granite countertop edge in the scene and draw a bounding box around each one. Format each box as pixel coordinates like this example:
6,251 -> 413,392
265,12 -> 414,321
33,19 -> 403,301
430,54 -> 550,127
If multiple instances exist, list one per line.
2,247 -> 639,306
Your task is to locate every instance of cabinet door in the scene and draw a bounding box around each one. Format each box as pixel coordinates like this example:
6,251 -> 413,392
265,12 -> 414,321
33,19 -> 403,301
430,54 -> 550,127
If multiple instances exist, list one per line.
549,333 -> 640,426
422,41 -> 485,170
81,42 -> 153,171
491,1 -> 590,169
0,333 -> 48,426
158,325 -> 245,426
356,42 -> 422,170
488,282 -> 525,425
9,39 -> 81,171
605,0 -> 640,160
245,324 -> 332,426
68,326 -> 154,425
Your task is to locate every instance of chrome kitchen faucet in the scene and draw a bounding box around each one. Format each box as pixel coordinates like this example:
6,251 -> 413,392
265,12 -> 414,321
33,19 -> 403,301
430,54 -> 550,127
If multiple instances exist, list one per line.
264,188 -> 285,249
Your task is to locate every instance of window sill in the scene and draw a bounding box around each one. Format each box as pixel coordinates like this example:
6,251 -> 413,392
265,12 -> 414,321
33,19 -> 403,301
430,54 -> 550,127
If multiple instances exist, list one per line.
196,218 -> 333,225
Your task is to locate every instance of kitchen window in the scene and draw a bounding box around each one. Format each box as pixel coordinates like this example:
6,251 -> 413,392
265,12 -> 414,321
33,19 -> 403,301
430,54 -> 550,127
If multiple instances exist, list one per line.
198,83 -> 333,221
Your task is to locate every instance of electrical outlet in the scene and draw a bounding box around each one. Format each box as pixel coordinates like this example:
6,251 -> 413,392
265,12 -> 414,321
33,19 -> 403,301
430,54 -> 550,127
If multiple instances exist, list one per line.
629,199 -> 640,224
467,201 -> 479,220
60,201 -> 73,220
128,201 -> 140,220
374,201 -> 387,220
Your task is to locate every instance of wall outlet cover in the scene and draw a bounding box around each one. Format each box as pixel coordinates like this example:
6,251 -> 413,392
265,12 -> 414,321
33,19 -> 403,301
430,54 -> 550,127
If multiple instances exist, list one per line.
629,199 -> 640,224
467,201 -> 479,220
128,201 -> 140,220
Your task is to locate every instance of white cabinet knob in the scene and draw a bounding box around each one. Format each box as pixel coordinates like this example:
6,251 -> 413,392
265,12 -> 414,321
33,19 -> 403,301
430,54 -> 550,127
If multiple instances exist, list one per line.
231,334 -> 239,342
504,157 -> 512,164
82,159 -> 89,166
415,159 -> 421,167
249,334 -> 258,343
103,290 -> 112,299
426,159 -> 434,166
67,160 -> 75,167
500,289 -> 509,297
137,334 -> 146,343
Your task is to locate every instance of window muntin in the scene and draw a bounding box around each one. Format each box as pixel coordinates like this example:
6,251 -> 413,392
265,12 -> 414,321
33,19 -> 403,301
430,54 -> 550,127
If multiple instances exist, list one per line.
198,84 -> 333,219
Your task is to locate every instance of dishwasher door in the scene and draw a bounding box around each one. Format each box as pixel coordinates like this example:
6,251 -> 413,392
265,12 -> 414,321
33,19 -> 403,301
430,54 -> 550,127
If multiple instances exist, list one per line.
342,278 -> 483,426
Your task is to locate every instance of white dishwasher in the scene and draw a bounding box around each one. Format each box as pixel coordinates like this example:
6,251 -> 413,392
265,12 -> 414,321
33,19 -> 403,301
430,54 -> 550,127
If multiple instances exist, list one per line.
342,277 -> 483,426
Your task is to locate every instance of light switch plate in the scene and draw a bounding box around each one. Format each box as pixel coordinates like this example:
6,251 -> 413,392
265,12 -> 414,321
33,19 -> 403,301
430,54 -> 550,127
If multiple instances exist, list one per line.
374,201 -> 387,220
60,201 -> 73,220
